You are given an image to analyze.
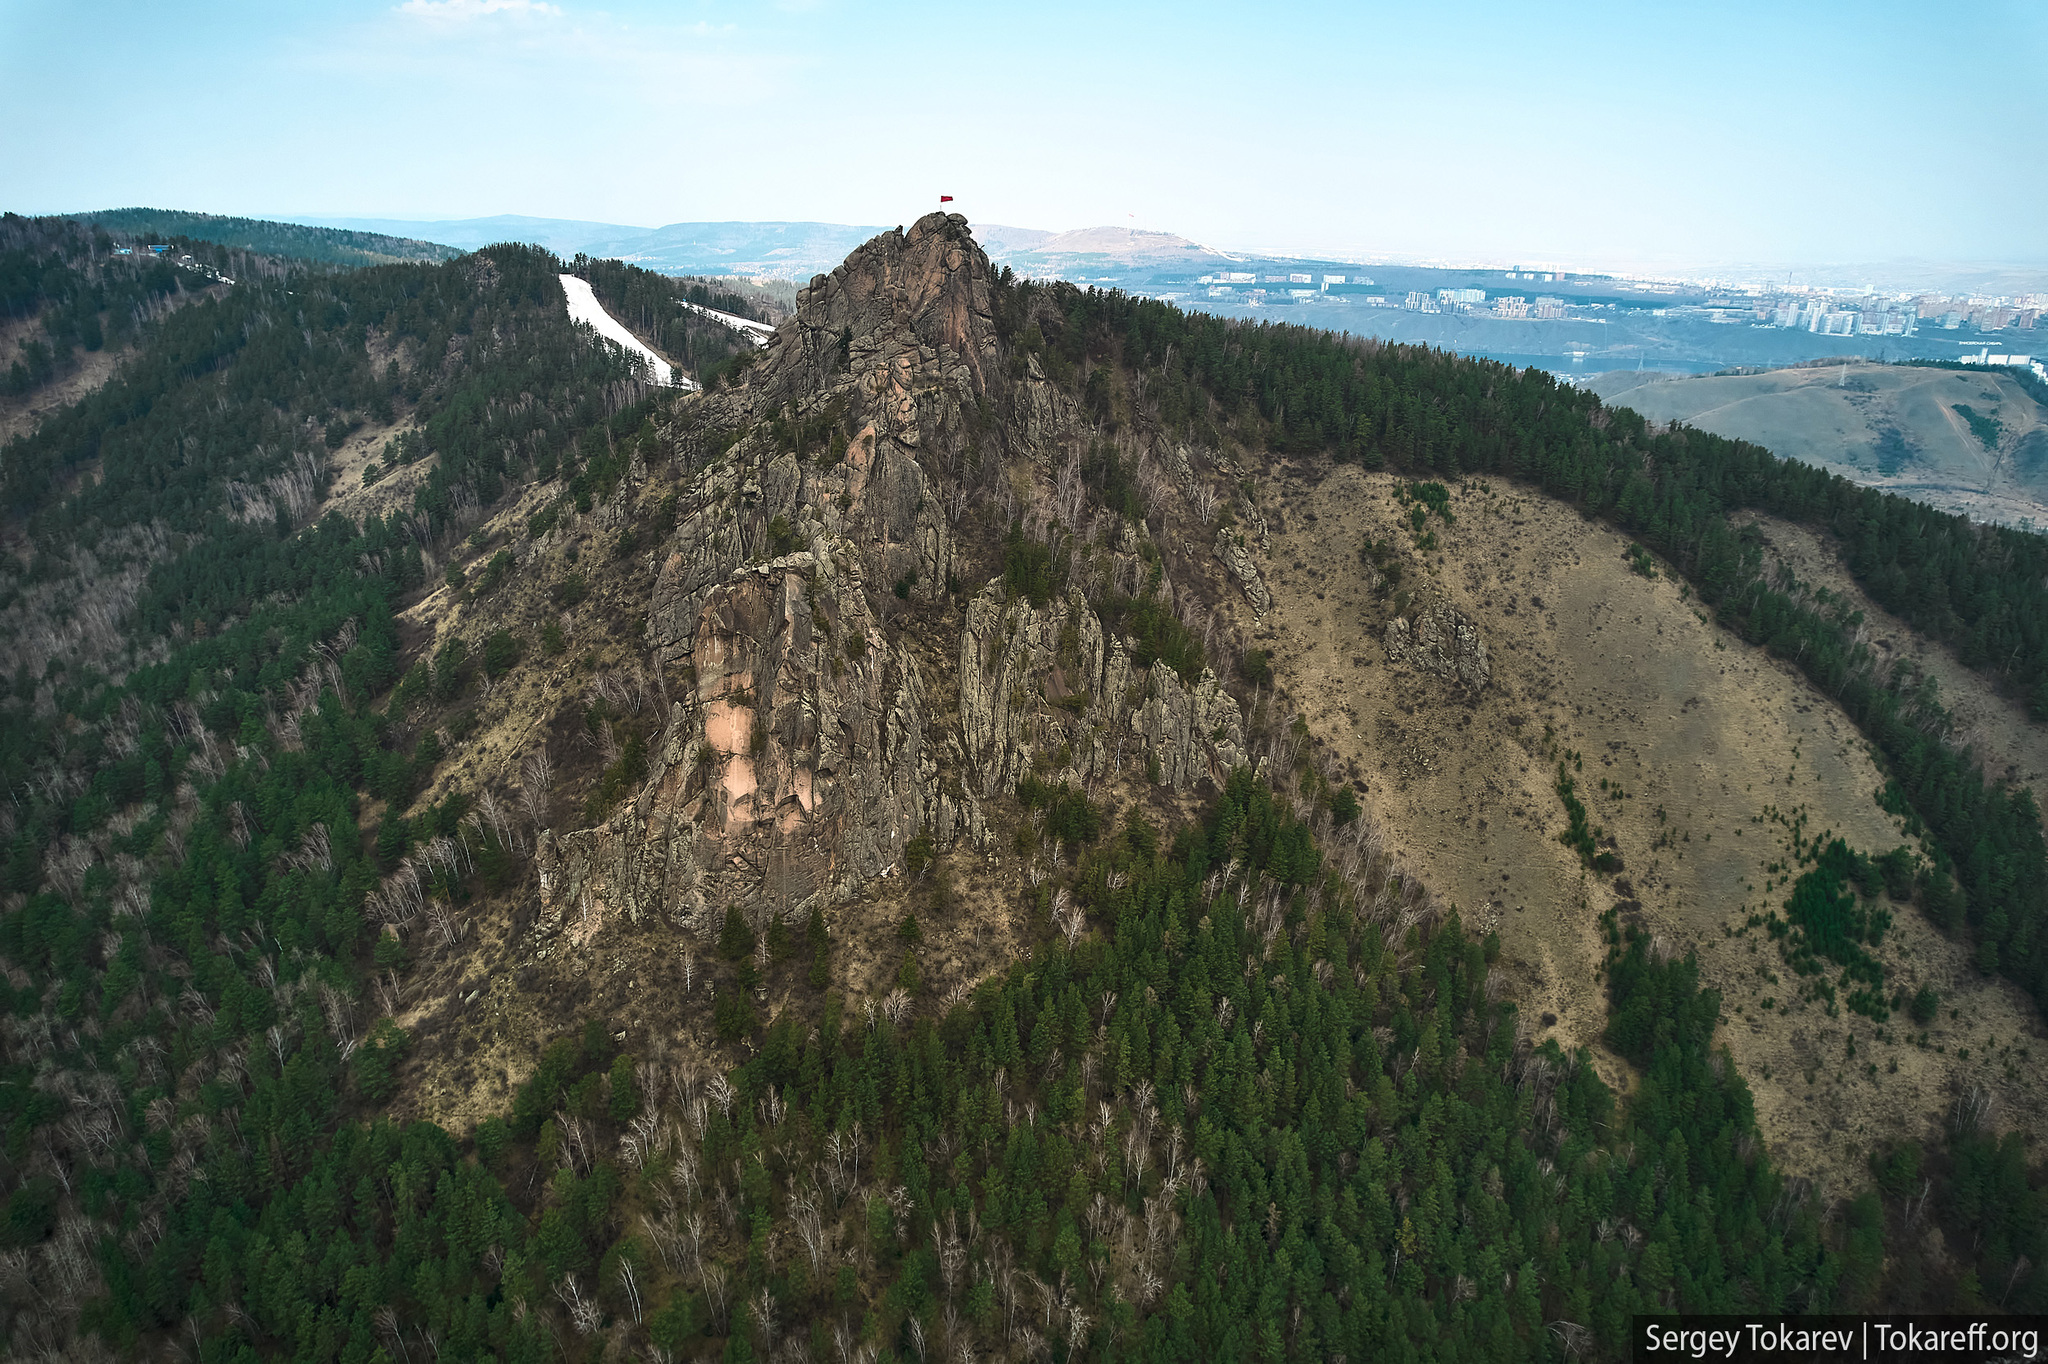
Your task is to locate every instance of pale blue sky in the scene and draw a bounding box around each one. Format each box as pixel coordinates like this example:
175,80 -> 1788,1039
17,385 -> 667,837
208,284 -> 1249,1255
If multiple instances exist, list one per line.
4,0 -> 2044,270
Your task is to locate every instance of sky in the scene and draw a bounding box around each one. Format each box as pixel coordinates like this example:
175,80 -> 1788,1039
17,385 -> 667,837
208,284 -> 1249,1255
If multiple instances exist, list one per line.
5,0 -> 2046,273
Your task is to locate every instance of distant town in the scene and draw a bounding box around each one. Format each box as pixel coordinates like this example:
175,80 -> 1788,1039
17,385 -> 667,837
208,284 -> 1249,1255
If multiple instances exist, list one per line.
1181,269 -> 2040,349
1072,261 -> 2047,377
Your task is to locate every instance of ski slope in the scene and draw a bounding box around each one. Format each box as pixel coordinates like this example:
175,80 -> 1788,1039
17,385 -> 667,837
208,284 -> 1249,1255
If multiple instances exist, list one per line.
558,274 -> 691,389
681,300 -> 775,347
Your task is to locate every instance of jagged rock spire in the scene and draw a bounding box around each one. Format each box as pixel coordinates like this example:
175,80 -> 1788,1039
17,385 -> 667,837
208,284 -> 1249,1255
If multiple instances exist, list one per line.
750,212 -> 1001,403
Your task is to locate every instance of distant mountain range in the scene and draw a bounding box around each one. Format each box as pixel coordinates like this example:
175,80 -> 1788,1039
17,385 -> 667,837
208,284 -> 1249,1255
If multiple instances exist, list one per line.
293,214 -> 655,258
996,225 -> 1240,276
288,214 -> 1235,280
291,216 -> 885,278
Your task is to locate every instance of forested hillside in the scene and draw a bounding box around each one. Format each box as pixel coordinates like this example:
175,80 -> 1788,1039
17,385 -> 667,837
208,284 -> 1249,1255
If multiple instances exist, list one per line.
39,776 -> 1972,1358
0,213 -> 2042,1362
570,255 -> 775,389
993,279 -> 2048,1020
2,215 -> 199,399
74,209 -> 463,268
0,214 -> 763,1350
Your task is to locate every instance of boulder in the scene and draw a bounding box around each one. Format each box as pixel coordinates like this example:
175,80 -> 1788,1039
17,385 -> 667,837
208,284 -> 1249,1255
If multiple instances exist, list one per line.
1383,600 -> 1491,690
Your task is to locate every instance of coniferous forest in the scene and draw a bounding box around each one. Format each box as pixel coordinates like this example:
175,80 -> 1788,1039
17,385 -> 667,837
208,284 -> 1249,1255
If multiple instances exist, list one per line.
0,213 -> 2043,1361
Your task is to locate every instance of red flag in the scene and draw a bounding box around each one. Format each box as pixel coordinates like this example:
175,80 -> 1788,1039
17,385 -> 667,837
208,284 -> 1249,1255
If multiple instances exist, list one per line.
939,195 -> 954,203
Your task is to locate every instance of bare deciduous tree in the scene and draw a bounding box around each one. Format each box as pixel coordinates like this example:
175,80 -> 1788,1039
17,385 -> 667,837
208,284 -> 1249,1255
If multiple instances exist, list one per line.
614,1256 -> 643,1325
520,750 -> 554,830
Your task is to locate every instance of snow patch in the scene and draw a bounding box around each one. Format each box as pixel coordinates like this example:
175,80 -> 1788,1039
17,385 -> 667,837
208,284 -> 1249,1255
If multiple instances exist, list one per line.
558,273 -> 691,389
680,299 -> 774,348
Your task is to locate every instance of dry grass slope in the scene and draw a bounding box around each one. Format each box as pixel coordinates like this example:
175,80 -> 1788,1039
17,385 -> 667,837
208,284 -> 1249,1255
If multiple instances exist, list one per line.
1234,462 -> 2047,1187
1732,512 -> 2048,825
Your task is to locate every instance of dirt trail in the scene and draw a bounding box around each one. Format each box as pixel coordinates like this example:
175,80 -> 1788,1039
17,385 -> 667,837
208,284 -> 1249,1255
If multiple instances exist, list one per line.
1240,462 -> 2048,1186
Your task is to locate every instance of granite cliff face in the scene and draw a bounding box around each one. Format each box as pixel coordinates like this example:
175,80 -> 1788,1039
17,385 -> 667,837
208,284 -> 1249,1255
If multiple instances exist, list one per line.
535,214 -> 1254,944
955,585 -> 1248,799
752,216 -> 1002,406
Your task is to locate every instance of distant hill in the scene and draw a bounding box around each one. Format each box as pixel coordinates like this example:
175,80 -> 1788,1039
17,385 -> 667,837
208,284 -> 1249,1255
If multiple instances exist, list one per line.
294,213 -> 656,258
993,224 -> 1234,275
586,220 -> 887,279
1590,360 -> 2048,527
971,223 -> 1056,256
282,214 -> 1229,281
292,214 -> 886,279
75,208 -> 462,267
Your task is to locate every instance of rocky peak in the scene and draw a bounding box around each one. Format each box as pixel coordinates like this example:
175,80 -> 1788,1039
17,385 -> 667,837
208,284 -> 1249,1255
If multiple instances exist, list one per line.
751,211 -> 1001,405
535,215 -> 1259,954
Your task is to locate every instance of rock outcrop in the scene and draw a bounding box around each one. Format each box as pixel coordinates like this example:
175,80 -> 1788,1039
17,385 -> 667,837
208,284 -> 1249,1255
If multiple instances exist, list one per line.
953,583 -> 1241,797
534,213 -> 1261,945
1137,664 -> 1248,789
540,547 -> 973,936
1383,600 -> 1491,690
1216,527 -> 1272,615
758,214 -> 1001,405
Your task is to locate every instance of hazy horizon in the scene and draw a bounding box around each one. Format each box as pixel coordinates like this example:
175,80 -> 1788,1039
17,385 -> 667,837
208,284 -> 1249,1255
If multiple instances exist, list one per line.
234,212 -> 2048,297
6,0 -> 2046,277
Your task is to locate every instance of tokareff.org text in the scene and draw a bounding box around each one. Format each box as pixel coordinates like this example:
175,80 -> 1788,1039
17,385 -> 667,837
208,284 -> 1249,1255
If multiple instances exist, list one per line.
1642,1321 -> 2043,1360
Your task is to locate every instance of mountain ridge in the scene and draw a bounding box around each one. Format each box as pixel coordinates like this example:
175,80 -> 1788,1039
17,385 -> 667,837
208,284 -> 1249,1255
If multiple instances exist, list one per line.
69,207 -> 463,267
2,208 -> 2046,1354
